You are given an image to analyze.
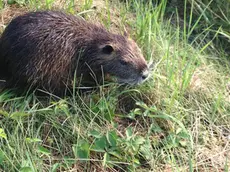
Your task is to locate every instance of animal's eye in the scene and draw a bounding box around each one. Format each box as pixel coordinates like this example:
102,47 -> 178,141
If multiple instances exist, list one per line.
119,60 -> 128,65
102,45 -> 114,54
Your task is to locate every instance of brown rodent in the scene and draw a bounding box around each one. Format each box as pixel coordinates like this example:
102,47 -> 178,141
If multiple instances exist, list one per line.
0,11 -> 149,95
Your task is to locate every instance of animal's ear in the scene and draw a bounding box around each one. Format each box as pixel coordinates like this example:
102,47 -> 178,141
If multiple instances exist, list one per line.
101,45 -> 114,54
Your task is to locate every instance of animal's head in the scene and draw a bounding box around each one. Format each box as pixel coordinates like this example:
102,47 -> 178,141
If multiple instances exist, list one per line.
88,34 -> 150,85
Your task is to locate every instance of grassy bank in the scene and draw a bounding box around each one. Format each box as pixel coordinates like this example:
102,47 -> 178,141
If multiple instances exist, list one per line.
0,0 -> 230,171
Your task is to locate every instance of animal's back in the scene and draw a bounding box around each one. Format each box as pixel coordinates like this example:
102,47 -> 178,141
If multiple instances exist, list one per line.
0,11 -> 149,95
0,11 -> 103,93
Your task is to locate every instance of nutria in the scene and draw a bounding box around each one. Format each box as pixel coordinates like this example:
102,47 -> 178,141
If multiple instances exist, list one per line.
0,11 -> 149,95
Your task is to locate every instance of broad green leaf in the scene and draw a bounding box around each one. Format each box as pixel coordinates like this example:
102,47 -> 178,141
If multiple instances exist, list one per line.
134,136 -> 145,145
26,138 -> 42,143
136,102 -> 149,109
91,136 -> 108,152
7,0 -> 16,5
37,145 -> 51,155
126,127 -> 133,138
88,130 -> 102,138
139,139 -> 152,160
75,149 -> 88,160
0,128 -> 7,140
73,140 -> 90,159
106,131 -> 117,147
133,108 -> 142,115
19,167 -> 33,172
131,143 -> 139,152
150,123 -> 163,133
108,151 -> 122,159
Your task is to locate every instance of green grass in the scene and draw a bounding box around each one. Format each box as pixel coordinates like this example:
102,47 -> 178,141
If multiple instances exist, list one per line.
0,0 -> 230,171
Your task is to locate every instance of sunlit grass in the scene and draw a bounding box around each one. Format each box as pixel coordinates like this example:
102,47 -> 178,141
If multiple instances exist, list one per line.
0,0 -> 230,171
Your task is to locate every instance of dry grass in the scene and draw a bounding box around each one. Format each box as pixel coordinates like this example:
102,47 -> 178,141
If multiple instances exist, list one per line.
0,4 -> 28,33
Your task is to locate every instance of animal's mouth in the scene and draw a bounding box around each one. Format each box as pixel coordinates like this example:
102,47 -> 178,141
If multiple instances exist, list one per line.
114,69 -> 150,85
117,75 -> 149,86
108,69 -> 150,85
117,78 -> 145,85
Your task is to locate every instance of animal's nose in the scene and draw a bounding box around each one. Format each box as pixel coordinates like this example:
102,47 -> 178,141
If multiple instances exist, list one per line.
141,70 -> 149,80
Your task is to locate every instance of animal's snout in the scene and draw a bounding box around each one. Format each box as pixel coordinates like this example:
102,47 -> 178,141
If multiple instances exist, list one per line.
141,69 -> 149,80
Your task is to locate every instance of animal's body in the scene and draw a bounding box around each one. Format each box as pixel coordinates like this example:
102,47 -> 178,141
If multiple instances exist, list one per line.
0,11 -> 149,95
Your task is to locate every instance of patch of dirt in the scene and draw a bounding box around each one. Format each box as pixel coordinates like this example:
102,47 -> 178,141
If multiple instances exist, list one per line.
189,66 -> 209,92
0,1 -> 137,42
87,0 -> 136,35
92,0 -> 106,10
0,4 -> 28,33
225,81 -> 230,103
189,65 -> 226,95
196,145 -> 230,171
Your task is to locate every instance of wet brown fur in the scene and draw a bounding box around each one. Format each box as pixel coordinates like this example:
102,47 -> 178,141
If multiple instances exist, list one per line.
0,11 -> 148,96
